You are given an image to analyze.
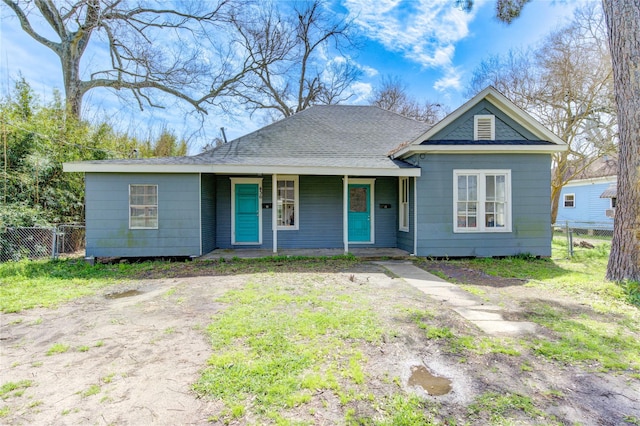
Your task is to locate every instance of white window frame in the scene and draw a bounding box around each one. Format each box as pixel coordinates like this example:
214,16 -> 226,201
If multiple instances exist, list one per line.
276,175 -> 299,230
474,115 -> 495,140
563,193 -> 575,208
453,170 -> 511,233
399,177 -> 409,232
129,184 -> 158,229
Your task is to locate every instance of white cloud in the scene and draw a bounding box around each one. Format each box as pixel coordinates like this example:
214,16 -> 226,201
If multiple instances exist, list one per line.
343,0 -> 482,69
350,81 -> 373,104
434,67 -> 463,92
360,64 -> 378,78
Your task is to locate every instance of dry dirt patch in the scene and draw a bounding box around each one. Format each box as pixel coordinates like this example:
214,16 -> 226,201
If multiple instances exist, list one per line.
1,262 -> 639,425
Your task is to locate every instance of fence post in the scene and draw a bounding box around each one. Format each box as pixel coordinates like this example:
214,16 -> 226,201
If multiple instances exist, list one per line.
51,227 -> 57,260
565,221 -> 572,258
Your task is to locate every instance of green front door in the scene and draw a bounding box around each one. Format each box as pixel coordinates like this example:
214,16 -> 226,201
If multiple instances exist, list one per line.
348,184 -> 371,242
234,183 -> 260,243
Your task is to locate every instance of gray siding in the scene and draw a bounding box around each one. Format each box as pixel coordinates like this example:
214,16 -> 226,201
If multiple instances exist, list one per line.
85,173 -> 201,257
215,175 -> 398,250
430,100 -> 540,141
412,154 -> 552,257
201,174 -> 217,252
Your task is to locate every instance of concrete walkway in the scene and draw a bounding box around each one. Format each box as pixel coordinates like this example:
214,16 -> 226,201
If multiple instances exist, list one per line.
376,261 -> 537,336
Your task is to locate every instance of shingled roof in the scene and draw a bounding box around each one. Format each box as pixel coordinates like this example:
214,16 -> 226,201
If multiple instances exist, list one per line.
566,156 -> 618,180
196,105 -> 430,169
64,105 -> 430,175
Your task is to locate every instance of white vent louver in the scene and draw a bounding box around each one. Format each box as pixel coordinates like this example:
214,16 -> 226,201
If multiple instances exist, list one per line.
474,115 -> 495,140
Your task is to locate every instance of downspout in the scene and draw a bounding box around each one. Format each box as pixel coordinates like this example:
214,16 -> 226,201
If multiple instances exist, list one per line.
343,175 -> 349,253
413,176 -> 418,257
272,174 -> 277,253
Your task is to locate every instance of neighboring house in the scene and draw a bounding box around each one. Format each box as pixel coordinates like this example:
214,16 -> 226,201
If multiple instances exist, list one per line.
556,157 -> 617,230
63,87 -> 567,259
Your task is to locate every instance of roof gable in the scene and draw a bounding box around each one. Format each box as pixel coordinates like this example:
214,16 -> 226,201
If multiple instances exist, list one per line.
428,101 -> 538,141
391,86 -> 567,158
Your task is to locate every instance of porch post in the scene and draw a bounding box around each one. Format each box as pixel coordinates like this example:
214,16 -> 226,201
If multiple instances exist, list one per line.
413,176 -> 418,256
343,175 -> 349,253
272,174 -> 278,253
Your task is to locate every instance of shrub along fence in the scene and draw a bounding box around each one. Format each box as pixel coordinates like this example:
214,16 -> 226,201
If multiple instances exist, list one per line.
0,224 -> 85,262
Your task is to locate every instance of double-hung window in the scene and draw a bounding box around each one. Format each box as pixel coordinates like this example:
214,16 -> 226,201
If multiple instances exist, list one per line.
454,170 -> 511,233
129,184 -> 158,229
399,177 -> 409,232
276,176 -> 299,230
563,194 -> 575,208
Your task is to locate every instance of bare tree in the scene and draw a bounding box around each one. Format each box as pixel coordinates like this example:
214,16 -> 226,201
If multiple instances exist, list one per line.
2,0 -> 258,117
231,0 -> 360,118
370,75 -> 448,125
467,5 -> 617,224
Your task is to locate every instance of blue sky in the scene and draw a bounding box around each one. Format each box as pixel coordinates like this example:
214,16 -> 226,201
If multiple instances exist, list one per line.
0,0 -> 584,153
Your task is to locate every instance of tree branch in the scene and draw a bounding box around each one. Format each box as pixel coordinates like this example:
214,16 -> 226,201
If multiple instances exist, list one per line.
3,0 -> 60,52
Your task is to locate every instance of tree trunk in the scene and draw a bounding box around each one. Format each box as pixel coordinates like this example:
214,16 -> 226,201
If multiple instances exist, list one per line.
62,55 -> 84,117
550,184 -> 561,225
602,0 -> 640,281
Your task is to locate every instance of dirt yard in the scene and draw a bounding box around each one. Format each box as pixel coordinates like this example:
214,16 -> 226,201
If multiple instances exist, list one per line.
1,261 -> 639,425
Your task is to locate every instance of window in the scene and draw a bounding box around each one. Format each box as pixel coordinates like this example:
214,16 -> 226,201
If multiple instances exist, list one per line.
454,170 -> 511,233
611,197 -> 617,209
277,176 -> 298,230
399,177 -> 409,232
563,194 -> 575,208
474,115 -> 495,140
129,184 -> 158,229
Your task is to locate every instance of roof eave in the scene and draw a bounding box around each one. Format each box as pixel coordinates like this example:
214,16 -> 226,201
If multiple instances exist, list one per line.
391,144 -> 568,158
63,162 -> 421,177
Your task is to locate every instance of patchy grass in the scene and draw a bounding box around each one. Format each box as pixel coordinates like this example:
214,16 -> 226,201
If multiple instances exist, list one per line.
465,238 -> 632,309
193,275 -> 385,423
467,391 -> 553,425
371,394 -> 439,426
45,343 -> 70,356
0,255 -> 360,313
525,302 -> 640,371
2,247 -> 639,424
80,384 -> 101,398
409,308 -> 521,357
419,238 -> 640,373
0,380 -> 33,399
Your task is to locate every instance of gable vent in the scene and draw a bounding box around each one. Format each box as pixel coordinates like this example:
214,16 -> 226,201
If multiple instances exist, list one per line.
474,115 -> 495,140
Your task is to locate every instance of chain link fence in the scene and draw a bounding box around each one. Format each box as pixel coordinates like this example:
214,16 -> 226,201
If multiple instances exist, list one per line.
553,221 -> 613,258
0,224 -> 85,263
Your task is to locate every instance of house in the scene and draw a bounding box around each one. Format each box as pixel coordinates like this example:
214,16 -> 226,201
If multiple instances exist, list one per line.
556,157 -> 617,230
63,87 -> 567,259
